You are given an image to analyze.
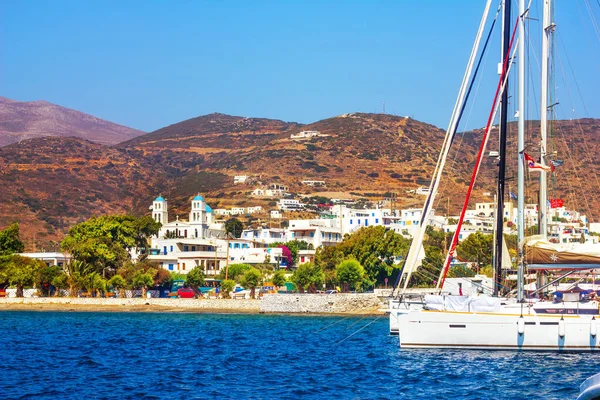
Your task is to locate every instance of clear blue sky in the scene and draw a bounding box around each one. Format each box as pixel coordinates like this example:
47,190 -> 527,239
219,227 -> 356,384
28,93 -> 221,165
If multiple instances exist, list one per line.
1,0 -> 599,132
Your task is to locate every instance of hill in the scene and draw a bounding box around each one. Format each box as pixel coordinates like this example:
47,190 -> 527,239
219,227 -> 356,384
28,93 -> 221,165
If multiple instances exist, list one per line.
121,112 -> 469,213
0,136 -> 164,247
2,112 -> 600,249
0,97 -> 145,147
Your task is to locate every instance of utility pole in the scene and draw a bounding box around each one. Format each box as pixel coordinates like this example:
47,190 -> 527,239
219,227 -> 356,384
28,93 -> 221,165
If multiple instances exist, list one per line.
225,234 -> 231,280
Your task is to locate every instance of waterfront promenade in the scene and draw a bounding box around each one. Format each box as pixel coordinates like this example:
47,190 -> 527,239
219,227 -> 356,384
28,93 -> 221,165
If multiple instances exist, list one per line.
0,293 -> 384,315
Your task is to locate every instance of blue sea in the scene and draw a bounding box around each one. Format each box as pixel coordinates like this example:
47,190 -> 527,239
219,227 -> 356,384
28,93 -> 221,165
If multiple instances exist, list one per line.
0,311 -> 598,399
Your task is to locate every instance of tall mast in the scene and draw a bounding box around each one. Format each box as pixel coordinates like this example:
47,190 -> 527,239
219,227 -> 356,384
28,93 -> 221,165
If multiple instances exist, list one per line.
494,0 -> 511,296
517,0 -> 526,301
539,0 -> 553,238
394,0 -> 493,296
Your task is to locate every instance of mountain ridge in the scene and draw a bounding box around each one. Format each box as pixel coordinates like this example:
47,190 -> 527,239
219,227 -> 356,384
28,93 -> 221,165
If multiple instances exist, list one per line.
0,97 -> 145,147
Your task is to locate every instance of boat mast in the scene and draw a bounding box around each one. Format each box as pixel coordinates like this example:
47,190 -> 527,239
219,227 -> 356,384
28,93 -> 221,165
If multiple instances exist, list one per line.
494,0 -> 511,296
394,0 -> 493,296
517,0 -> 526,301
539,0 -> 553,238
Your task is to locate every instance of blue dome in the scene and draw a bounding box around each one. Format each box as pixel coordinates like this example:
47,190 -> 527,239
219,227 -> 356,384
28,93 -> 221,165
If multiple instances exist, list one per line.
193,195 -> 204,201
206,205 -> 213,213
154,196 -> 165,202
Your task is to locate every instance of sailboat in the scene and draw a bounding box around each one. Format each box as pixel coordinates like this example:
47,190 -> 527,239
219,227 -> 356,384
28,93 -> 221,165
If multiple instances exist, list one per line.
391,0 -> 600,350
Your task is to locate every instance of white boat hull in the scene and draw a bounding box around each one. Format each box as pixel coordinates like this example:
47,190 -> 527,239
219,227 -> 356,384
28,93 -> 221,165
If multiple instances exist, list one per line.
389,298 -> 425,335
398,310 -> 600,351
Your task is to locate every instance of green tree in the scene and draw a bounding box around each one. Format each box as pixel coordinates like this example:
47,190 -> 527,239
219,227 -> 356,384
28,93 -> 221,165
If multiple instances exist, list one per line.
221,279 -> 236,299
2,255 -> 45,297
448,264 -> 476,278
218,263 -> 251,281
314,245 -> 345,287
272,269 -> 286,288
456,232 -> 493,271
65,260 -> 94,296
240,267 -> 262,299
186,266 -> 206,288
133,216 -> 162,257
108,275 -> 127,297
335,258 -> 365,292
479,265 -> 493,278
292,262 -> 324,293
61,215 -> 160,275
51,274 -> 69,297
225,218 -> 244,238
319,226 -> 410,288
132,272 -> 154,297
0,223 -> 25,255
84,272 -> 107,297
37,265 -> 63,296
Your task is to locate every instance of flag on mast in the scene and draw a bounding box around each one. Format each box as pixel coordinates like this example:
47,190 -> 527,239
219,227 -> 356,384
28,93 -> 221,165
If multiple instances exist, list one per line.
524,152 -> 552,171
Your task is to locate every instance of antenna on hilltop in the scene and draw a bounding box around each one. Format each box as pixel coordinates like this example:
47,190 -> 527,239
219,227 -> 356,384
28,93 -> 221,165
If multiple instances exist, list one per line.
382,100 -> 386,114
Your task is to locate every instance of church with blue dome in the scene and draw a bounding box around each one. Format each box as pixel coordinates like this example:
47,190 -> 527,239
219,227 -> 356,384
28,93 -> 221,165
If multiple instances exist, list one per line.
150,193 -> 223,239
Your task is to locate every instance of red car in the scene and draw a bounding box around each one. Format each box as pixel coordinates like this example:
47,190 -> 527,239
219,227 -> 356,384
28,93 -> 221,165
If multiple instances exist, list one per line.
177,287 -> 197,299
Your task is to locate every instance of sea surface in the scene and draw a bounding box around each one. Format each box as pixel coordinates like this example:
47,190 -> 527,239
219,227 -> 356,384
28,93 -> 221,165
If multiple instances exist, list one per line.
0,311 -> 598,399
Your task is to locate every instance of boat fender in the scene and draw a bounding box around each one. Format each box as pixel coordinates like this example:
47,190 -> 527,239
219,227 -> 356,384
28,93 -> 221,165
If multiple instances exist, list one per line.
558,317 -> 566,338
517,317 -> 525,335
591,317 -> 597,338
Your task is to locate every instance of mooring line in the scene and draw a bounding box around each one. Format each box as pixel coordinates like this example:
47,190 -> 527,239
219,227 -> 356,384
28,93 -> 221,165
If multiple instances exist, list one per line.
315,315 -> 353,333
335,315 -> 384,345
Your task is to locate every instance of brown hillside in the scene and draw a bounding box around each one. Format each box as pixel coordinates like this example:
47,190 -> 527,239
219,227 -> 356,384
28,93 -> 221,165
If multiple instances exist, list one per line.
2,112 -> 600,250
0,136 -> 164,248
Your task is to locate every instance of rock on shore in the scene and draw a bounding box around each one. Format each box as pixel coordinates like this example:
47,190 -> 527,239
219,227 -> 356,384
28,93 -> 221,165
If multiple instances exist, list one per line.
260,293 -> 382,314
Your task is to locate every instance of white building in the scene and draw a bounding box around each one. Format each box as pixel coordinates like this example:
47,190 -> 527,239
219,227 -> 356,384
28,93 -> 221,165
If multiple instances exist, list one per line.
302,180 -> 326,187
252,188 -> 287,198
241,228 -> 287,244
271,210 -> 282,219
148,194 -> 230,275
278,199 -> 304,211
231,207 -> 246,215
20,252 -> 71,267
234,175 -> 248,184
288,218 -> 342,248
290,130 -> 322,140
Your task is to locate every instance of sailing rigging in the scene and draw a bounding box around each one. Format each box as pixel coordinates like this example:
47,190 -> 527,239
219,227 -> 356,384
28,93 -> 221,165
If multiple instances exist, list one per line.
389,0 -> 600,350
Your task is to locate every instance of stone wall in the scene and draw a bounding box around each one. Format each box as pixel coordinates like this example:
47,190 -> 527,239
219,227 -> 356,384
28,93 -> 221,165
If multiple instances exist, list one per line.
259,293 -> 382,314
0,294 -> 384,314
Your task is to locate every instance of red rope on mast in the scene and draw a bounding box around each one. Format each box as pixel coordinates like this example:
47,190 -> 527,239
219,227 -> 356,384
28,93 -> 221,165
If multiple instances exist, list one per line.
439,18 -> 520,291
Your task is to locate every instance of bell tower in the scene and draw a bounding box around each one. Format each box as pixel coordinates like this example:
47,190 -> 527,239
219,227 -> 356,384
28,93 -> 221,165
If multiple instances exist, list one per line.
152,195 -> 168,224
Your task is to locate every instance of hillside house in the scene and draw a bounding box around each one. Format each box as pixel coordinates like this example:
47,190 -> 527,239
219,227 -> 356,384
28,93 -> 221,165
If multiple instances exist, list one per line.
290,130 -> 322,140
278,199 -> 304,211
302,180 -> 326,187
234,175 -> 248,184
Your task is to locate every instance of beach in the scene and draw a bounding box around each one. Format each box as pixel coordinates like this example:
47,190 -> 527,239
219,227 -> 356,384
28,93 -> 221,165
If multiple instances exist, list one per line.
0,293 -> 385,315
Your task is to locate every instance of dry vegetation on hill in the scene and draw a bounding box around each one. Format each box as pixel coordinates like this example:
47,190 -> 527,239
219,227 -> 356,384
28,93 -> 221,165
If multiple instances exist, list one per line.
2,111 -> 600,249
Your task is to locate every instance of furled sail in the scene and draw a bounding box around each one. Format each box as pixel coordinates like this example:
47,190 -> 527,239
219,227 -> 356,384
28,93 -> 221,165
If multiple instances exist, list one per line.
501,235 -> 512,269
524,235 -> 600,268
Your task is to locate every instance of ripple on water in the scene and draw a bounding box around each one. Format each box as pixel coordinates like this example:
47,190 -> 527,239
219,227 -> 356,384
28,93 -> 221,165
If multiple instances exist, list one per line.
0,311 -> 598,399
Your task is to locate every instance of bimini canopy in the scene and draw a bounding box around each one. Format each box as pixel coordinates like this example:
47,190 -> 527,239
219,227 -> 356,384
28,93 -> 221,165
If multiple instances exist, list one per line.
524,235 -> 600,270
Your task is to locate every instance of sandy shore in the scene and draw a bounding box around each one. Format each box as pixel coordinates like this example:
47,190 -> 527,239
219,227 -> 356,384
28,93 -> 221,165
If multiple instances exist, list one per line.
0,302 -> 262,314
0,295 -> 386,316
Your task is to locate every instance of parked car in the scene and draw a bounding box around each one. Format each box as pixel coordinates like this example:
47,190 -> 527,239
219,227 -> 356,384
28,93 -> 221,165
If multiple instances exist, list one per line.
325,290 -> 339,295
231,289 -> 251,299
177,287 -> 197,299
